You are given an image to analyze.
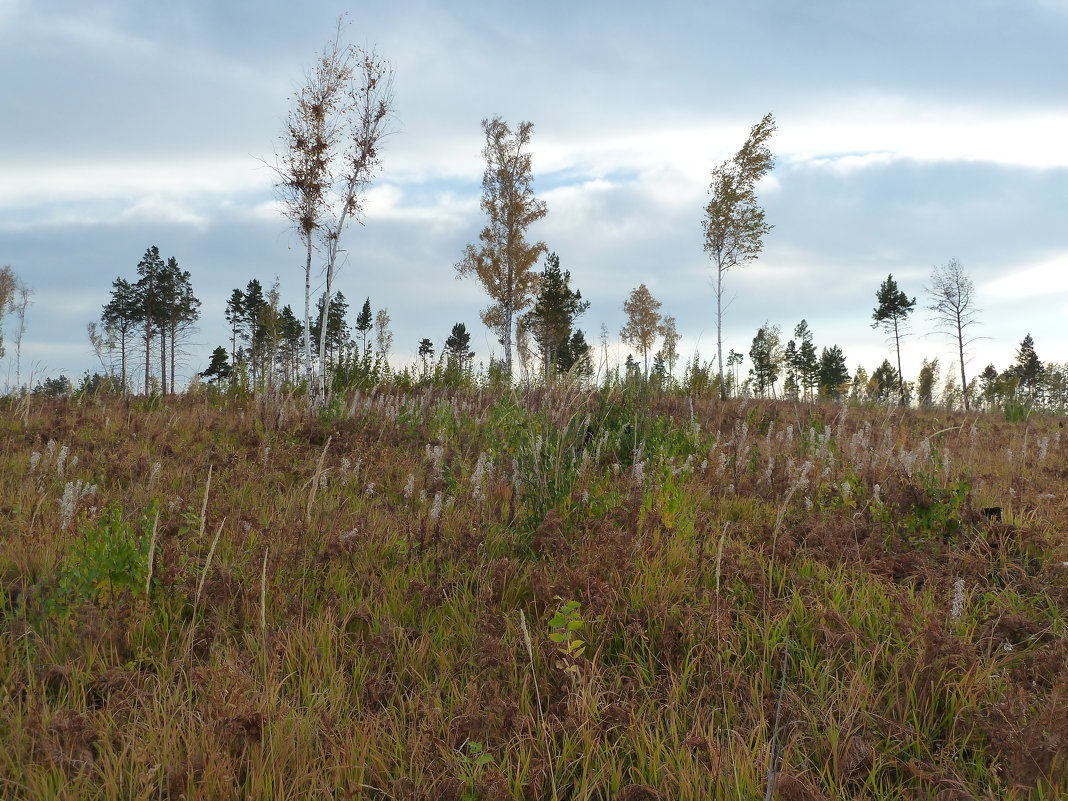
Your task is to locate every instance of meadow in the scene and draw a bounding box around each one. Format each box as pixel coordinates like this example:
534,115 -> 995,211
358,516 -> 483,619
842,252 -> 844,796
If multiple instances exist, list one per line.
1,386 -> 1066,800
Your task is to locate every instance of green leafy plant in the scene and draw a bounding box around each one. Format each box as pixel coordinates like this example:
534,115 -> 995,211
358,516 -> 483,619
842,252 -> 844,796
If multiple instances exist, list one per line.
548,597 -> 585,682
457,740 -> 495,801
49,503 -> 156,616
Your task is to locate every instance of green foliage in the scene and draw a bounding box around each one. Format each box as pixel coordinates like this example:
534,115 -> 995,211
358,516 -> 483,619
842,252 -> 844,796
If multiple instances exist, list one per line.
1003,397 -> 1032,422
457,740 -> 495,801
489,397 -> 584,533
548,597 -> 585,681
48,503 -> 156,615
903,475 -> 969,545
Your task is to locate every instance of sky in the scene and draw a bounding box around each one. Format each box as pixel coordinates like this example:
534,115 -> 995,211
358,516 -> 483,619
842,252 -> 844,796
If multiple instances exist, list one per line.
2,0 -> 1067,393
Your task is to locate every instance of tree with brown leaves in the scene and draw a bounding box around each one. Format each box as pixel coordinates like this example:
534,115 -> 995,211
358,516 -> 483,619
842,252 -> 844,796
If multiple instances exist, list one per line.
703,113 -> 776,400
456,117 -> 548,380
276,20 -> 394,395
621,283 -> 663,378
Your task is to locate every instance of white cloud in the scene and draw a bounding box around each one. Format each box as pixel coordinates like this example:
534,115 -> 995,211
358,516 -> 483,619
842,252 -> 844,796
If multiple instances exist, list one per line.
784,97 -> 1068,171
0,158 -> 270,210
981,253 -> 1068,299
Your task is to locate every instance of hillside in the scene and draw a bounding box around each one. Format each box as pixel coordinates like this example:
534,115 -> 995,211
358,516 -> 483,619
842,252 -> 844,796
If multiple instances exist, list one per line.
2,388 -> 1067,800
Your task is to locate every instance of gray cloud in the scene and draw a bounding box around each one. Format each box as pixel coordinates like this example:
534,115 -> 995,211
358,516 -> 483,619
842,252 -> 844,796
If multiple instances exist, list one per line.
2,0 -> 1066,391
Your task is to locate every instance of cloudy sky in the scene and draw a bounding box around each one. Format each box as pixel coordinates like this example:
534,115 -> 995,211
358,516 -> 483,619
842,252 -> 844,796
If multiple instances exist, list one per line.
2,0 -> 1066,392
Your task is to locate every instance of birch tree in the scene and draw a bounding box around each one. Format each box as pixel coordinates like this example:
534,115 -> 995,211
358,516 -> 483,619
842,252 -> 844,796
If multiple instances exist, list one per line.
926,258 -> 982,410
456,117 -> 548,379
620,283 -> 663,378
276,21 -> 394,395
702,113 -> 776,400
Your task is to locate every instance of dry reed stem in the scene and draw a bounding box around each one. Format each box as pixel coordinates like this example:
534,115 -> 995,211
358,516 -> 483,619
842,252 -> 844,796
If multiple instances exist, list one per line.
260,545 -> 269,636
145,507 -> 160,595
194,519 -> 225,612
198,464 -> 213,542
305,435 -> 333,526
714,521 -> 730,598
519,609 -> 558,801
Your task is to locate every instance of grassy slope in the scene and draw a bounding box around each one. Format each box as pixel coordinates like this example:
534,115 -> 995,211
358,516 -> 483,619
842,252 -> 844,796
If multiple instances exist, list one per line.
1,388 -> 1067,800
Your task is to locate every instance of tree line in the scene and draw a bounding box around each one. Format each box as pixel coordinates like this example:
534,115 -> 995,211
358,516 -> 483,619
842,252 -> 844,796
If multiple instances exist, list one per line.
8,21 -> 1066,414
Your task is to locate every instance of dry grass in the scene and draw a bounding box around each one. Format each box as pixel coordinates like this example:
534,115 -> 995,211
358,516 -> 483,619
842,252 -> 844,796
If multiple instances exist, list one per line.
1,387 -> 1067,799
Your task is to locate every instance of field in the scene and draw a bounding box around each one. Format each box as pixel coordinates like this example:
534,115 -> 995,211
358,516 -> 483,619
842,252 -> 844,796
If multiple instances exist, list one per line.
1,387 -> 1067,800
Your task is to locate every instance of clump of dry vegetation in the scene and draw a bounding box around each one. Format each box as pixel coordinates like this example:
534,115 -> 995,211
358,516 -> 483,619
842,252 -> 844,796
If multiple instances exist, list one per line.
2,387 -> 1067,799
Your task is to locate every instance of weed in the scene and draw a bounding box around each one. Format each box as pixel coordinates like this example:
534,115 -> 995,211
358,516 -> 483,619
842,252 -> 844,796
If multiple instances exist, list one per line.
548,597 -> 586,683
47,503 -> 157,616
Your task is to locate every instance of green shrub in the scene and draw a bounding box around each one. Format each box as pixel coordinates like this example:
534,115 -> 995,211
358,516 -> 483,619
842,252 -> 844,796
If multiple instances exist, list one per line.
48,503 -> 156,615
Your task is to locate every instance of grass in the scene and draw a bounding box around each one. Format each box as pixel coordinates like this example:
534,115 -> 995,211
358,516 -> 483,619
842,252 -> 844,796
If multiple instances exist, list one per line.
1,386 -> 1067,799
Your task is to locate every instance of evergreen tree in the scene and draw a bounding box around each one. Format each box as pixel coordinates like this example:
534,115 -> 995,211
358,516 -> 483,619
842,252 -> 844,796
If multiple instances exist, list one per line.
444,323 -> 474,374
1012,333 -> 1043,397
160,257 -> 200,393
748,322 -> 782,398
278,304 -> 304,383
200,346 -> 232,384
559,329 -> 593,376
101,277 -> 140,395
872,359 -> 901,404
871,274 -> 916,406
782,338 -> 800,401
225,288 -> 245,361
917,358 -> 940,409
242,280 -> 269,382
521,252 -> 590,377
311,292 -> 350,364
355,297 -> 373,355
793,319 -> 819,400
817,346 -> 850,399
418,338 -> 435,377
135,246 -> 165,394
979,363 -> 1001,408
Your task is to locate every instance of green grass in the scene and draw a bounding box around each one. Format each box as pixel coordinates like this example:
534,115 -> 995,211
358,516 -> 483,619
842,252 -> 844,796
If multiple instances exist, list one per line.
1,389 -> 1066,798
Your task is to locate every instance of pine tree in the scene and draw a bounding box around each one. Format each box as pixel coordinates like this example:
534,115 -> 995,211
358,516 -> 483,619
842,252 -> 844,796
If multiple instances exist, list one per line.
201,347 -> 232,384
782,338 -> 800,401
871,274 -> 916,406
225,289 -> 245,362
135,246 -> 165,394
160,258 -> 200,393
793,320 -> 819,401
817,346 -> 850,400
1012,334 -> 1042,397
521,252 -> 589,377
355,297 -> 373,355
559,330 -> 592,376
748,322 -> 782,398
101,277 -> 140,396
444,323 -> 474,376
872,359 -> 901,404
418,338 -> 435,377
